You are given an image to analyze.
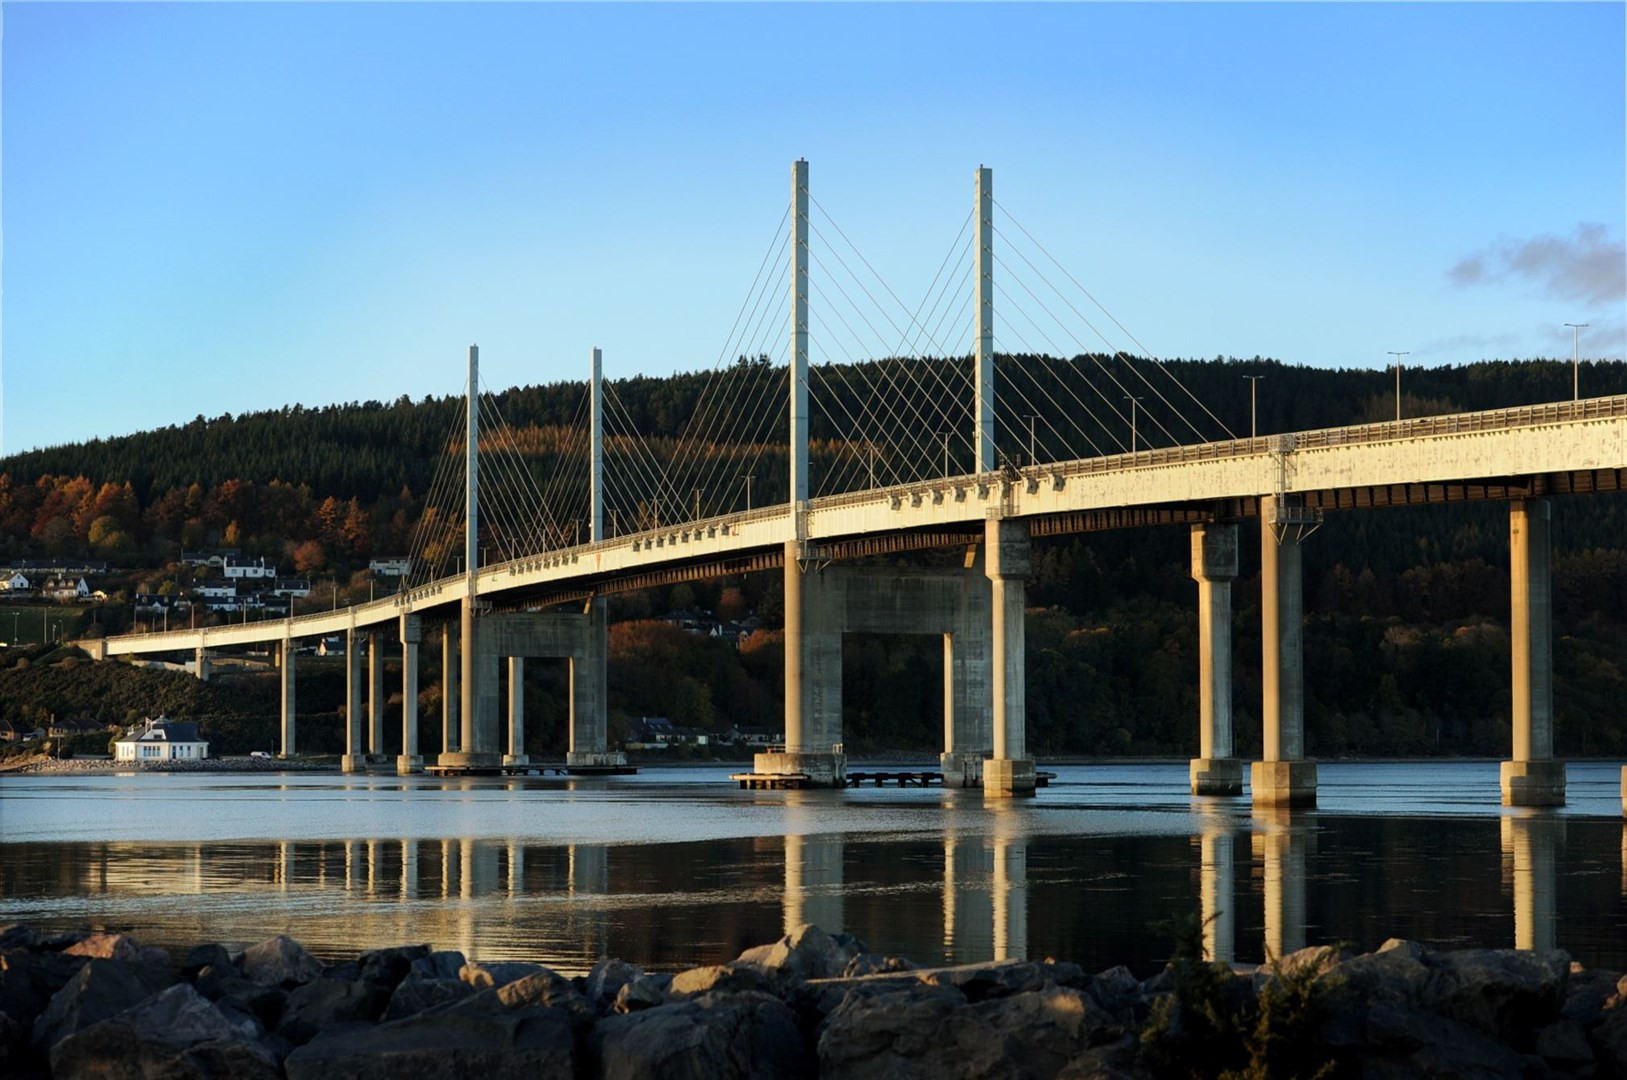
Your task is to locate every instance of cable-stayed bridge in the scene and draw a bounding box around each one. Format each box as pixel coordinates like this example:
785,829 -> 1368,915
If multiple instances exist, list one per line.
88,162 -> 1627,808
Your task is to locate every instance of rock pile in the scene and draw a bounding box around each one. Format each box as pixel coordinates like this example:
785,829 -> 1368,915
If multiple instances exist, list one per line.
2,922 -> 1625,1077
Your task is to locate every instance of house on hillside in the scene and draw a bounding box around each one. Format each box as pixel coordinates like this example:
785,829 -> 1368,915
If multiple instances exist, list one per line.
222,556 -> 275,581
271,579 -> 311,598
724,724 -> 784,748
113,717 -> 209,762
47,716 -> 114,739
0,719 -> 45,743
43,577 -> 92,603
1,572 -> 32,595
369,557 -> 411,578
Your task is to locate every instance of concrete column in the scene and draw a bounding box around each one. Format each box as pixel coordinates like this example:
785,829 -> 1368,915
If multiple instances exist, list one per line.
397,615 -> 421,774
985,518 -> 1035,796
1252,499 -> 1316,807
1501,815 -> 1560,951
367,629 -> 384,759
973,165 -> 995,472
279,637 -> 296,759
1502,498 -> 1565,806
441,622 -> 459,754
194,645 -> 210,683
566,598 -> 625,769
942,557 -> 994,786
1190,522 -> 1243,795
789,159 -> 810,511
758,542 -> 845,785
342,626 -> 366,773
505,656 -> 529,767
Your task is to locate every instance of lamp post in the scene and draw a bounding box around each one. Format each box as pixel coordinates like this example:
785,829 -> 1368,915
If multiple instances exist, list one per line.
1387,352 -> 1410,422
1124,395 -> 1144,452
940,429 -> 952,478
1564,323 -> 1588,401
1242,375 -> 1264,439
1026,415 -> 1038,465
739,474 -> 752,511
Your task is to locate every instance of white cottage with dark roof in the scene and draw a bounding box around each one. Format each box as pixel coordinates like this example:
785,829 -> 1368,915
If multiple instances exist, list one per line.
114,717 -> 209,762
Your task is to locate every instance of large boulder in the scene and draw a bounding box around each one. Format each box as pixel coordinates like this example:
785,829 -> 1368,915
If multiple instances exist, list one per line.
815,982 -> 970,1076
0,926 -> 41,952
194,964 -> 287,1031
357,944 -> 431,989
460,960 -> 545,991
613,974 -> 673,1014
238,936 -> 324,989
62,932 -> 171,967
407,951 -> 466,982
1327,939 -> 1569,1037
32,956 -> 178,1051
277,978 -> 391,1046
48,982 -> 280,1080
0,951 -> 89,1026
735,925 -> 864,983
918,958 -> 1088,1003
594,990 -> 808,1080
669,963 -> 781,1000
383,977 -> 475,1022
486,969 -> 596,1032
585,958 -> 644,1011
283,999 -> 573,1079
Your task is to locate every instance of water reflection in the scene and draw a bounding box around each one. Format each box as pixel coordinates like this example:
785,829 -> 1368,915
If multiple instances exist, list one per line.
989,802 -> 1028,961
1500,813 -> 1561,952
1196,804 -> 1236,963
1252,807 -> 1313,960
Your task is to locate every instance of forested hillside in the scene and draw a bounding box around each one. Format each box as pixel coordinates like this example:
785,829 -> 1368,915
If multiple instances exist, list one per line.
2,355 -> 1623,760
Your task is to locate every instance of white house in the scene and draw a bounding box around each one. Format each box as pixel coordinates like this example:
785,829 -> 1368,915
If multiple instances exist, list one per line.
2,572 -> 32,594
113,717 -> 209,763
44,577 -> 92,603
222,556 -> 275,580
369,557 -> 411,578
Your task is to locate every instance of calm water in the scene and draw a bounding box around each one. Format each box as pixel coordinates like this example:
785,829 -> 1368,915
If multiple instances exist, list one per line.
2,762 -> 1624,977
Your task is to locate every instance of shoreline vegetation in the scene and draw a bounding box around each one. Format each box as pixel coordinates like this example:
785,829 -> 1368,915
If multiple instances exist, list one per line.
1,921 -> 1624,1078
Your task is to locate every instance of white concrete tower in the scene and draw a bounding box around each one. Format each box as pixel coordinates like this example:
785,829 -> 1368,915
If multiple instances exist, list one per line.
974,166 -> 995,473
461,344 -> 479,757
590,347 -> 604,543
789,159 -> 810,515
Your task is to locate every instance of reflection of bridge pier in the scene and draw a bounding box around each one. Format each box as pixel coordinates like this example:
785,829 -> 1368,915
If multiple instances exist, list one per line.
1253,807 -> 1312,960
568,843 -> 611,960
1197,809 -> 1239,963
783,832 -> 845,935
989,806 -> 1029,959
1501,813 -> 1562,951
942,831 -> 994,964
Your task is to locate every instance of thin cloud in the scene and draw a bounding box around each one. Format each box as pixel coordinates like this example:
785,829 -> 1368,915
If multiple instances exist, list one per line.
1448,224 -> 1625,305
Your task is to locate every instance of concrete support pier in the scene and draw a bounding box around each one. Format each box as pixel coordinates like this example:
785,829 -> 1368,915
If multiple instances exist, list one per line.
758,542 -> 846,786
441,622 -> 459,754
1189,521 -> 1243,796
984,518 -> 1035,797
1502,498 -> 1565,806
193,646 -> 211,683
1252,499 -> 1317,807
397,615 -> 422,774
438,599 -> 503,772
504,656 -> 529,767
566,598 -> 627,769
367,629 -> 384,762
278,636 -> 296,759
341,626 -> 367,774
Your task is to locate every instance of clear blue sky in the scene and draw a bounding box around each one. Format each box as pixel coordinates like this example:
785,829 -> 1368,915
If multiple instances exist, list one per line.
3,2 -> 1623,455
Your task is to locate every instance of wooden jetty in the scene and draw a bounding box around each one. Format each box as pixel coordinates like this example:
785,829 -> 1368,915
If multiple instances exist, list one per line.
844,771 -> 943,788
731,772 -> 811,790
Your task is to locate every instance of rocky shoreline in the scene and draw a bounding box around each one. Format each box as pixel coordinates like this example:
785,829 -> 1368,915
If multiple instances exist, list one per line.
2,923 -> 1624,1078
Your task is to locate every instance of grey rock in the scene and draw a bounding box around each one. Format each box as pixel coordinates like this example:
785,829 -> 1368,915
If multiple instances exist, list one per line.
238,935 -> 324,989
277,978 -> 391,1046
669,962 -> 781,999
384,977 -> 475,1021
194,964 -> 287,1030
32,956 -> 178,1050
1534,1017 -> 1594,1068
1358,1002 -> 1529,1078
406,950 -> 466,982
0,951 -> 88,1026
487,969 -> 596,1031
736,923 -> 863,983
595,990 -> 808,1080
1056,1037 -> 1156,1080
842,953 -> 918,978
284,1000 -> 573,1079
820,981 -> 1007,1078
1083,965 -> 1144,1022
62,931 -> 171,967
1563,966 -> 1623,1025
459,959 -> 544,990
586,957 -> 643,1009
614,973 -> 673,1013
1590,1004 -> 1627,1076
182,944 -> 233,978
1328,940 -> 1568,1036
357,944 -> 430,988
48,982 -> 280,1080
919,958 -> 1088,1003
0,925 -> 40,953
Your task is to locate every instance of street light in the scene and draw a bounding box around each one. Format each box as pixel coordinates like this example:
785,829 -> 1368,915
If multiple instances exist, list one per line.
1387,352 -> 1410,422
1242,376 -> 1264,439
739,474 -> 752,511
939,429 -> 952,478
1124,395 -> 1144,452
1564,323 -> 1588,401
1026,415 -> 1038,465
